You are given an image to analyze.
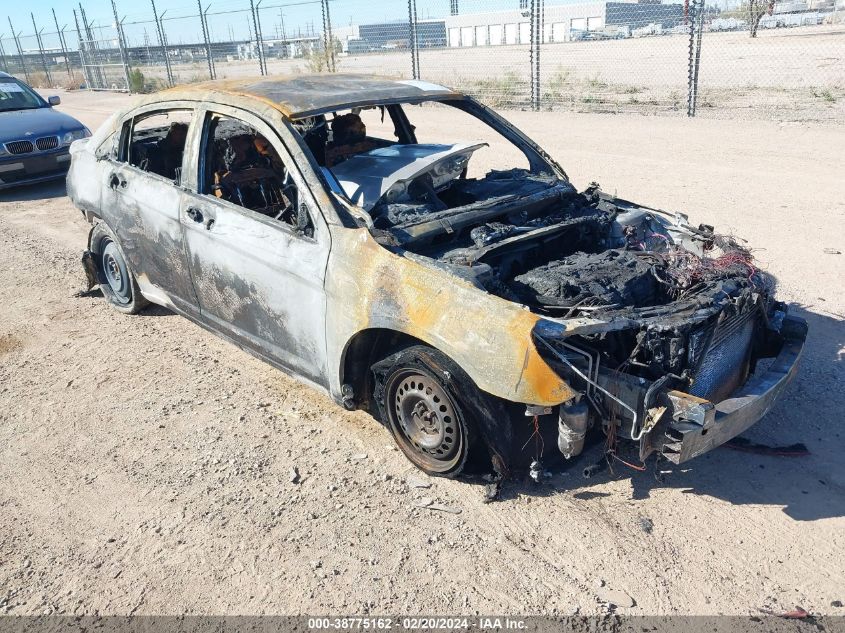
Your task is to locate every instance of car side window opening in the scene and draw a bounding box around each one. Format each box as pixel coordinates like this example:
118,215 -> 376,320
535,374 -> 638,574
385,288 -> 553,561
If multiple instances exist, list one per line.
125,109 -> 192,183
201,113 -> 312,236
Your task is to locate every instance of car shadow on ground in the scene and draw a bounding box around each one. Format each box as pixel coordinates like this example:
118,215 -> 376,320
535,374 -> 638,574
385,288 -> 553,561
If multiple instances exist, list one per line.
491,305 -> 844,522
0,179 -> 67,202
85,278 -> 844,522
139,304 -> 177,318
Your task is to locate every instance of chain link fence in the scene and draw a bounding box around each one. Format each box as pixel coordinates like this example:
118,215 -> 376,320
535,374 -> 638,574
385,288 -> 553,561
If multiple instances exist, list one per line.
2,0 -> 842,120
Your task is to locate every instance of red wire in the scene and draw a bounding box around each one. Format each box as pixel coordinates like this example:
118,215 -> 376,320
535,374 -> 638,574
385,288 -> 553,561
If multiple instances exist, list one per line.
609,452 -> 647,471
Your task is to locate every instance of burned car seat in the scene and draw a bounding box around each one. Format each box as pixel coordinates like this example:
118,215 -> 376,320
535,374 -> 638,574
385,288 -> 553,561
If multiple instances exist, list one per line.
211,131 -> 296,224
324,113 -> 382,167
129,122 -> 188,181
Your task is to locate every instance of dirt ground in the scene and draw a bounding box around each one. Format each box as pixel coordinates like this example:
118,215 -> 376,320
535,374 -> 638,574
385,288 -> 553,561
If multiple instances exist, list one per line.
1,89 -> 844,617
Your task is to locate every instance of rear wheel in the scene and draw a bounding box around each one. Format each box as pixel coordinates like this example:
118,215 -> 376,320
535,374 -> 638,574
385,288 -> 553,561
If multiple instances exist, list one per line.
90,223 -> 148,314
375,346 -> 473,477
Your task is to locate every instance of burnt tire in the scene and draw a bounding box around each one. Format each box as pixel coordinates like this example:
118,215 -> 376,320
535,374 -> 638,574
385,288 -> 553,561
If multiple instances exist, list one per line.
373,345 -> 478,478
89,222 -> 148,315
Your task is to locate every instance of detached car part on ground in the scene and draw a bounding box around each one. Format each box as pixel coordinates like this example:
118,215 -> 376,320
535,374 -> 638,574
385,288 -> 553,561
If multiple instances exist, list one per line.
67,74 -> 806,480
0,72 -> 90,189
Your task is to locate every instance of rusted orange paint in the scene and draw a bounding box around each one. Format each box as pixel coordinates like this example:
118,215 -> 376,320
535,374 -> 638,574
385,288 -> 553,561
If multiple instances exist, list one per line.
328,227 -> 576,407
508,310 -> 577,405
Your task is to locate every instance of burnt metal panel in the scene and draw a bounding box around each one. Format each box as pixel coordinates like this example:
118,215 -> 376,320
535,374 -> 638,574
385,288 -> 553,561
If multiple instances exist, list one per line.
169,74 -> 462,119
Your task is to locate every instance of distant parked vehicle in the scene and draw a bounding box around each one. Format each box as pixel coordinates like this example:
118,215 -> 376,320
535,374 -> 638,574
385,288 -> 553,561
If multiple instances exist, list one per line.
709,17 -> 749,31
0,72 -> 90,189
632,23 -> 664,37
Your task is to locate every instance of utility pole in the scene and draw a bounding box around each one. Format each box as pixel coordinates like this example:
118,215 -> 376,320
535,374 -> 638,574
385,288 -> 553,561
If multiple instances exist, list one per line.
280,11 -> 288,58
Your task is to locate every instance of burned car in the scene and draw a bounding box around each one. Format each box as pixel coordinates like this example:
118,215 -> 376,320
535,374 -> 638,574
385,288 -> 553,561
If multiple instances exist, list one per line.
67,75 -> 806,479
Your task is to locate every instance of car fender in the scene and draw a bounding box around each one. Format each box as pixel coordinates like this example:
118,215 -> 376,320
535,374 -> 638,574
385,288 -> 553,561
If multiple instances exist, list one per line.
326,225 -> 576,407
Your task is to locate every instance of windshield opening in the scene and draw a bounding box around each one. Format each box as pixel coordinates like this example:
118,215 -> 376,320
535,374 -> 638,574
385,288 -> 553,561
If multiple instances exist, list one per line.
0,78 -> 46,112
290,98 -> 559,233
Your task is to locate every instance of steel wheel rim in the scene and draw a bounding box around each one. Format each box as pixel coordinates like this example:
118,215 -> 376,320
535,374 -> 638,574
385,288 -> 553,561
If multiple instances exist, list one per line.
101,240 -> 131,304
386,368 -> 463,472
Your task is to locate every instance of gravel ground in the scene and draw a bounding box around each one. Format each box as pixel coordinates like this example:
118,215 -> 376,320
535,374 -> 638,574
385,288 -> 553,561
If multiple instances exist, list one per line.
0,89 -> 843,617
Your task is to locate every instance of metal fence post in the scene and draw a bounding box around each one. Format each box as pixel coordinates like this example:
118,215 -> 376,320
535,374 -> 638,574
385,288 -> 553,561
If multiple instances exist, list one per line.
251,0 -> 267,76
205,4 -> 217,79
110,0 -> 133,92
258,0 -> 269,74
198,0 -> 216,80
529,0 -> 542,111
80,4 -> 105,89
320,0 -> 336,72
31,14 -> 53,86
7,19 -> 30,84
53,9 -> 73,78
407,0 -> 420,79
73,9 -> 93,89
0,36 -> 8,73
686,0 -> 698,117
150,0 -> 174,87
692,2 -> 704,116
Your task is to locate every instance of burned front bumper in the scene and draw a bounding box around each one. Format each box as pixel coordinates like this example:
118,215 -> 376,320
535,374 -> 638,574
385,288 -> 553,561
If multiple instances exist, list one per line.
648,315 -> 807,464
537,312 -> 807,465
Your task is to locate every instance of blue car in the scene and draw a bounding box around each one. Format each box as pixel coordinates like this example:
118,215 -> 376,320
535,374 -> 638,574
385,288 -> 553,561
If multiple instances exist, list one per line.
0,71 -> 90,189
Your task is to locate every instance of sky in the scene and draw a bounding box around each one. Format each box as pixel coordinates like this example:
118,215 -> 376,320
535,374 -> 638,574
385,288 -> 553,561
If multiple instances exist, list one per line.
3,0 -> 741,49
3,0 -> 574,49
5,0 -> 458,48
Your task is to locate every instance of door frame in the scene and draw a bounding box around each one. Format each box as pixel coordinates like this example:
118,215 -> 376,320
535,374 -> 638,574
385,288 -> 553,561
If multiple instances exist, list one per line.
100,100 -> 202,314
178,101 -> 333,387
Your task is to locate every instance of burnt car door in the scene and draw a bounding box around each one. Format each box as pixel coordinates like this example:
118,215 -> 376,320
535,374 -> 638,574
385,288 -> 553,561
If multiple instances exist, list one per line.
177,105 -> 330,388
99,104 -> 199,316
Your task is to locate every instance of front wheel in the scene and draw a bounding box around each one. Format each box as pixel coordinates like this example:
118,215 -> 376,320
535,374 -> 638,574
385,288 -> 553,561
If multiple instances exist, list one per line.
89,222 -> 148,315
374,346 -> 474,477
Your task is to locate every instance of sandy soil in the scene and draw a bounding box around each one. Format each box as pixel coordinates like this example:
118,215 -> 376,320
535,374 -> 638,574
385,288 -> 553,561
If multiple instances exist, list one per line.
0,89 -> 844,617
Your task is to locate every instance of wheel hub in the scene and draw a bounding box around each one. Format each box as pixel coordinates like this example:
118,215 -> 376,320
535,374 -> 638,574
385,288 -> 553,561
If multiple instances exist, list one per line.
101,241 -> 130,303
105,257 -> 122,284
409,400 -> 444,449
391,372 -> 458,458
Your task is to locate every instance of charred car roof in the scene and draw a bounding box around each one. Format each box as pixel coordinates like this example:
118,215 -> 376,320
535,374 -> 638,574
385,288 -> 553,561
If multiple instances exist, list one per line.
167,74 -> 463,119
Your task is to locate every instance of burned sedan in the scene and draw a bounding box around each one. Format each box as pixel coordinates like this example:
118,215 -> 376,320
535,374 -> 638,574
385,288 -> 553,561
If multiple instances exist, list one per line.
67,75 -> 806,479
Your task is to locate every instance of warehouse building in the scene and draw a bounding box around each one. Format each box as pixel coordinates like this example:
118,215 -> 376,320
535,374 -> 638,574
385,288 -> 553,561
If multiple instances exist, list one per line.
340,20 -> 447,53
442,0 -> 685,45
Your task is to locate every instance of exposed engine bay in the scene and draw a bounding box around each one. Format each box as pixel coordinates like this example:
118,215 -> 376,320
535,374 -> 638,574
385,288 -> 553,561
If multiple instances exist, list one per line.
331,140 -> 791,463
